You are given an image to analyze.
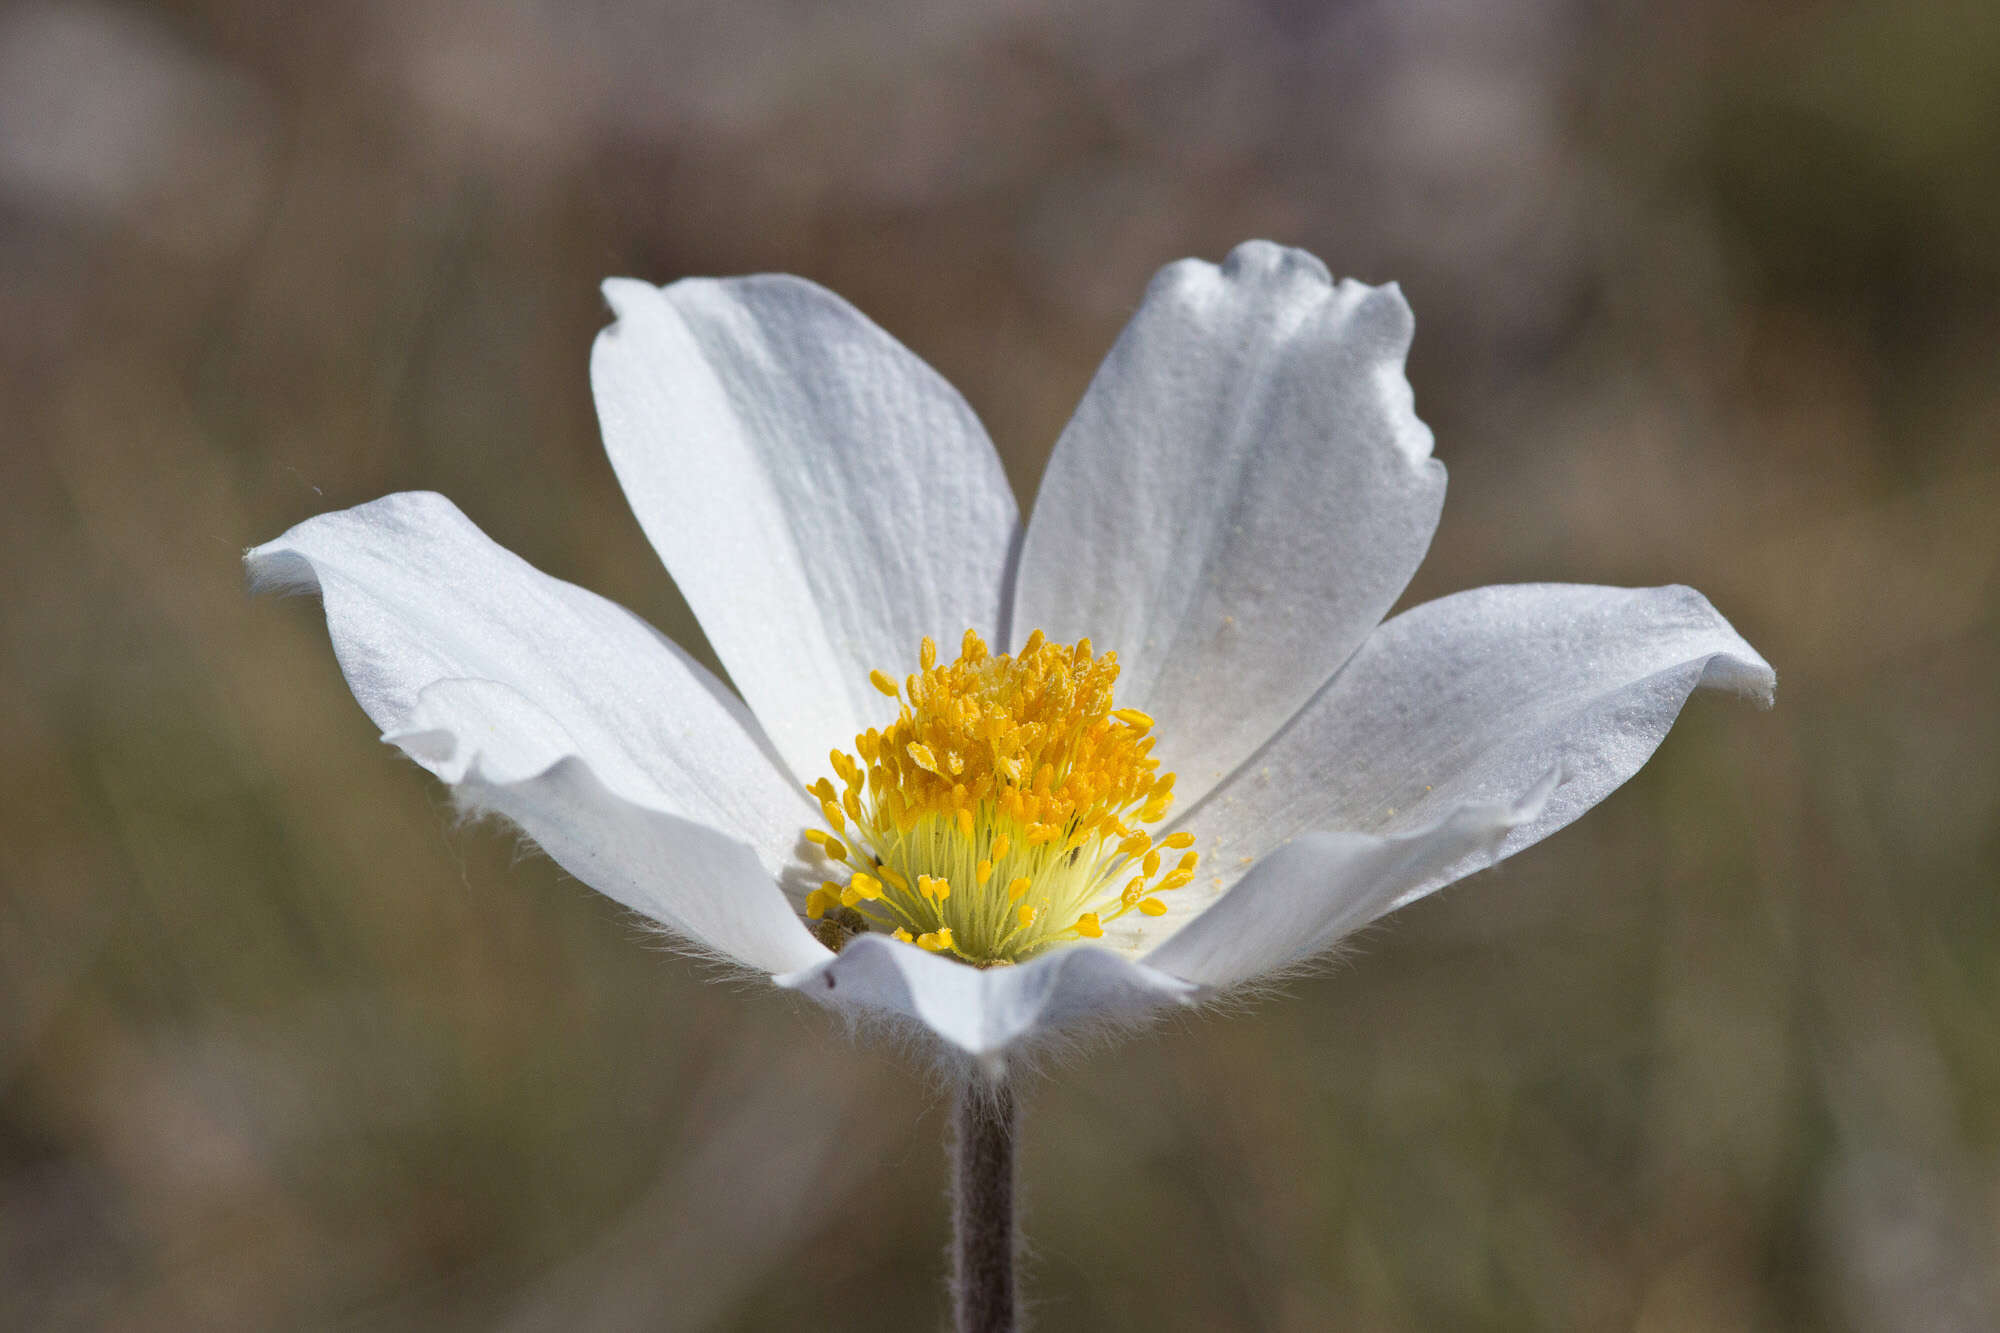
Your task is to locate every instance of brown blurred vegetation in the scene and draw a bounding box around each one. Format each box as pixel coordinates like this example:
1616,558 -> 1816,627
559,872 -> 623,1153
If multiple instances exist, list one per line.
2,1 -> 1997,1329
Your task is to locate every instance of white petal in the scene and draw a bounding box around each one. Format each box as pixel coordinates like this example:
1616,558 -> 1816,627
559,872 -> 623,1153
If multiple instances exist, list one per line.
776,934 -> 1198,1059
1011,241 -> 1446,803
246,491 -> 810,873
457,753 -> 827,975
1183,583 -> 1776,900
1142,778 -> 1557,988
591,275 -> 1020,786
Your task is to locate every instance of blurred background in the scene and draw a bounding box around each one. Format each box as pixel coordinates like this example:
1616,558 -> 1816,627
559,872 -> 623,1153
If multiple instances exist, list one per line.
3,0 -> 1996,1328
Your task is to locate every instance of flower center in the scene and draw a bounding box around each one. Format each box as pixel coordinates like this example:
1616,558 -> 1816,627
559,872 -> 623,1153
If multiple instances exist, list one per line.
802,629 -> 1199,965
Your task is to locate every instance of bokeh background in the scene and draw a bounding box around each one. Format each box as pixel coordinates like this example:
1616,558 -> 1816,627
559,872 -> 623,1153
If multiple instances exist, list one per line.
4,0 -> 1997,1328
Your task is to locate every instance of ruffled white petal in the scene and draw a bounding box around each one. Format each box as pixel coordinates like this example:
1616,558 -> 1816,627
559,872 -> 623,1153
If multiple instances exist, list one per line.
1141,777 -> 1557,988
1180,583 -> 1776,916
591,275 -> 1020,786
776,933 -> 1197,1058
245,491 -> 811,877
456,753 -> 828,976
1012,241 -> 1446,806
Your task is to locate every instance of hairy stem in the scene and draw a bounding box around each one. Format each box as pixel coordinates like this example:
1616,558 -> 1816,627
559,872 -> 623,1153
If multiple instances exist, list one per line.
951,1077 -> 1017,1333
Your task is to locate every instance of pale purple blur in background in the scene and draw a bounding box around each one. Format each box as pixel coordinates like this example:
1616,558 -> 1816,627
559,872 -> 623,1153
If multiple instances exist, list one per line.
3,1 -> 1997,1329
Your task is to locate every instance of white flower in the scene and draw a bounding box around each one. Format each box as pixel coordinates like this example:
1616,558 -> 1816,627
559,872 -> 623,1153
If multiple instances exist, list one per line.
248,241 -> 1773,1061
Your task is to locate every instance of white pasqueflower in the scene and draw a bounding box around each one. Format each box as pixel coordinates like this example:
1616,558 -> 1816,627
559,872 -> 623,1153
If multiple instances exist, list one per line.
248,241 -> 1773,1060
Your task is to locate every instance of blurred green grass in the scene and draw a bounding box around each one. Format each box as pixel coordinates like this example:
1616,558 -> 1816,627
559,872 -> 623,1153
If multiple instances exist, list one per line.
3,1 -> 1997,1329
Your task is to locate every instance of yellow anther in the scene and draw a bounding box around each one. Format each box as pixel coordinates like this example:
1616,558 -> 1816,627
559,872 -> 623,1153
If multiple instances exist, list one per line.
1157,869 -> 1195,892
892,927 -> 914,943
1139,898 -> 1168,917
803,828 -> 832,847
803,628 -> 1200,965
1176,851 -> 1199,873
806,886 -> 840,919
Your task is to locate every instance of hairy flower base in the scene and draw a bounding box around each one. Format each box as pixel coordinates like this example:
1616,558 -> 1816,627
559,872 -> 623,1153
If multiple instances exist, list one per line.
803,629 -> 1199,965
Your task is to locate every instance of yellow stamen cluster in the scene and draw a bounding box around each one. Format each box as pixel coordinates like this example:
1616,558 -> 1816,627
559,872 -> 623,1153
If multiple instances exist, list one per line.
802,629 -> 1199,965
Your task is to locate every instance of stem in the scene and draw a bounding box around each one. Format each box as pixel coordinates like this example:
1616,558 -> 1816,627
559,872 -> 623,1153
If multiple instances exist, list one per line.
951,1077 -> 1017,1333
